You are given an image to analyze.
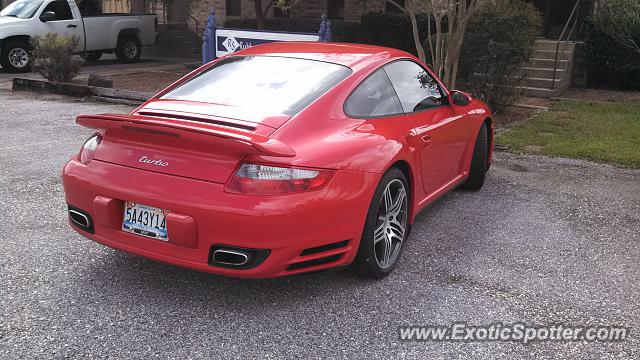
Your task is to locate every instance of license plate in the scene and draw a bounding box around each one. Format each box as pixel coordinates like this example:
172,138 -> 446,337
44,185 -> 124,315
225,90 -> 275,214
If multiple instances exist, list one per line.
122,202 -> 168,241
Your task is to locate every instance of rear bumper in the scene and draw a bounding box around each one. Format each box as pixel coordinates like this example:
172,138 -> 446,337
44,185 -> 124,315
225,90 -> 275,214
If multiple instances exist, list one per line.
62,159 -> 379,278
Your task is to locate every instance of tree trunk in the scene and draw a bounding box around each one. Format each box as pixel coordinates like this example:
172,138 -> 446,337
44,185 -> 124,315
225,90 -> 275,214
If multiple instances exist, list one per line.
427,13 -> 435,68
433,15 -> 443,77
255,0 -> 266,30
405,0 -> 426,63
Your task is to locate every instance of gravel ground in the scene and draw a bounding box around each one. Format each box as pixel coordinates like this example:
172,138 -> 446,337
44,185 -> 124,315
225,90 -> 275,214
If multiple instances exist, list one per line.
1,91 -> 639,359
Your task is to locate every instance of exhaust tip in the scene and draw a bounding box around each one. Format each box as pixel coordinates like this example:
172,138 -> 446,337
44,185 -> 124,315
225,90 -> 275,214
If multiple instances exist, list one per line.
69,209 -> 90,227
208,245 -> 270,270
212,249 -> 250,266
67,205 -> 94,234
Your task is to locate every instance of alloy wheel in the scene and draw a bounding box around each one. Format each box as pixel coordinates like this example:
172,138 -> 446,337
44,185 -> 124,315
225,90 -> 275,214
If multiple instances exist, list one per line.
373,179 -> 408,269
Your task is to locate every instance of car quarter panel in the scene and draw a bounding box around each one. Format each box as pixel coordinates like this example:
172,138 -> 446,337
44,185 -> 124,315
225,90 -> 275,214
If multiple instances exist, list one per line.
259,58 -> 417,174
259,54 -> 492,222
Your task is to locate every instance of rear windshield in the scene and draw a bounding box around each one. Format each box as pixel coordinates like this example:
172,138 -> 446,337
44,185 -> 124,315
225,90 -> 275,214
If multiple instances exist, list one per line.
161,56 -> 352,116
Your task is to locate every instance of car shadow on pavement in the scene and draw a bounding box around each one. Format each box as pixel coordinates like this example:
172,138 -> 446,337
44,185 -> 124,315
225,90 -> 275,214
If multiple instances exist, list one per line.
64,170 -> 529,322
76,245 -> 371,308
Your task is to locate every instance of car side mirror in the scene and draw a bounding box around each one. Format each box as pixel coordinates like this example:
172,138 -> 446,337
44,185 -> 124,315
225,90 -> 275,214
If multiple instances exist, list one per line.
449,90 -> 470,106
40,11 -> 56,22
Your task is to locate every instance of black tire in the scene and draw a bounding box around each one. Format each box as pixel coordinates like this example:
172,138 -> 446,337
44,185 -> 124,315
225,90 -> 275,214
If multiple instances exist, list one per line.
460,122 -> 488,191
1,40 -> 31,73
115,35 -> 141,63
81,51 -> 102,62
352,167 -> 410,279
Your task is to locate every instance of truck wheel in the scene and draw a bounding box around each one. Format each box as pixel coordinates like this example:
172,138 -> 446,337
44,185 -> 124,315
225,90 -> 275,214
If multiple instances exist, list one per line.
115,35 -> 141,63
1,40 -> 31,73
81,51 -> 102,62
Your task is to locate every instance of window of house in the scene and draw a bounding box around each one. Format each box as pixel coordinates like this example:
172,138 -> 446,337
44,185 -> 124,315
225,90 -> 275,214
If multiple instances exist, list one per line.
344,69 -> 403,118
327,0 -> 344,19
384,60 -> 446,113
226,0 -> 241,16
385,0 -> 405,13
273,6 -> 289,18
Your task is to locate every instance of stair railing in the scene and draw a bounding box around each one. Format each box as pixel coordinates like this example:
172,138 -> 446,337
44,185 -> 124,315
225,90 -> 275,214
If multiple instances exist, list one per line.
551,0 -> 582,90
188,12 -> 199,42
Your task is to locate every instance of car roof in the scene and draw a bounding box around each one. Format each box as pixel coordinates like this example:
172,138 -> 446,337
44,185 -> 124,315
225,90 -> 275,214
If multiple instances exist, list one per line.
232,42 -> 415,69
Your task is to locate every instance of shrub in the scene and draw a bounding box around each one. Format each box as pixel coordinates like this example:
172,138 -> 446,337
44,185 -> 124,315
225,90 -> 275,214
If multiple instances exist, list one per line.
585,0 -> 640,90
457,1 -> 542,112
357,12 -> 429,56
30,33 -> 83,82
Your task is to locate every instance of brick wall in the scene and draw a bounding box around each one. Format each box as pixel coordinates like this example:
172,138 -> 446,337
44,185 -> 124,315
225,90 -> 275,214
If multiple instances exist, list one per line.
190,0 -> 225,28
190,0 -> 430,32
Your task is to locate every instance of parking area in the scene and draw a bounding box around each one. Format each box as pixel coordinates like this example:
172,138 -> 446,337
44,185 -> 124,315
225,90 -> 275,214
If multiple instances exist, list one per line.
0,90 -> 638,358
0,53 -> 196,90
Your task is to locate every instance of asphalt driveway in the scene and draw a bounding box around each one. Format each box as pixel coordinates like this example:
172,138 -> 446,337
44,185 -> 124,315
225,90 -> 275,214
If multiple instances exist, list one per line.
1,90 -> 638,359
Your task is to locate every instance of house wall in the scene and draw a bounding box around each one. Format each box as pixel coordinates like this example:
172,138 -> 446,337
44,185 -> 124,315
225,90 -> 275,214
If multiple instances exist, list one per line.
102,0 -> 131,13
190,0 -> 430,30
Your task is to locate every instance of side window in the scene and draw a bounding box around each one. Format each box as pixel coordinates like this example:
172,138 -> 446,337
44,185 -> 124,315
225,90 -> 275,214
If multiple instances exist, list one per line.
42,1 -> 74,21
345,69 -> 403,118
384,60 -> 445,113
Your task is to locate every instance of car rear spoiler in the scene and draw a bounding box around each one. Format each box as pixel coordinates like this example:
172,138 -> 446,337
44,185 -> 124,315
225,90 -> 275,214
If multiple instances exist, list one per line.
76,113 -> 296,158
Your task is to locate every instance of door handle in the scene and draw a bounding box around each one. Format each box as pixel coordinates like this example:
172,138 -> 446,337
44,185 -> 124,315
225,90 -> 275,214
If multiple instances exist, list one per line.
421,135 -> 433,146
67,24 -> 77,28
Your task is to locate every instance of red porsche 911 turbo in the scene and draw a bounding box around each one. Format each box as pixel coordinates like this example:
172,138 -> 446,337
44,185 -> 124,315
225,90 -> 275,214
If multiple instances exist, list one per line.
62,42 -> 493,279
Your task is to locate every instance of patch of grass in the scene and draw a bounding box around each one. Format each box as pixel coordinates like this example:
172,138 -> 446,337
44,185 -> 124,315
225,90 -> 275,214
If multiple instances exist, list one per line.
496,99 -> 640,168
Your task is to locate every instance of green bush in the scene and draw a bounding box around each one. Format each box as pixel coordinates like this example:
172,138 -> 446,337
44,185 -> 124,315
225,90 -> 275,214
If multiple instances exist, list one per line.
585,0 -> 640,90
356,12 -> 430,55
458,1 -> 542,112
31,33 -> 83,82
223,18 -> 360,43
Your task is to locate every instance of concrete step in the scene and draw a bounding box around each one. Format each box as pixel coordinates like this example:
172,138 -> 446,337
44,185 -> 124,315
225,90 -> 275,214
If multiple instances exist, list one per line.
517,85 -> 559,98
534,40 -> 576,52
529,58 -> 570,69
533,49 -> 573,60
524,77 -> 563,89
522,67 -> 567,79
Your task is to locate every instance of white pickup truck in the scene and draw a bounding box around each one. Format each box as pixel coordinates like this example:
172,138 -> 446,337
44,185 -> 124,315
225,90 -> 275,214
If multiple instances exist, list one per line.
0,0 -> 157,72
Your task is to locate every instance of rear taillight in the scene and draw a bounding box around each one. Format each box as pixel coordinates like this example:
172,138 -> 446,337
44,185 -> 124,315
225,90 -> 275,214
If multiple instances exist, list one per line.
225,163 -> 333,194
79,134 -> 101,164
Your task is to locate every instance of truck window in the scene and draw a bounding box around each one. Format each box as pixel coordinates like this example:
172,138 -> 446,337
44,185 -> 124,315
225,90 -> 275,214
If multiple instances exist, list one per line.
0,0 -> 44,19
41,0 -> 74,20
78,0 -> 102,16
